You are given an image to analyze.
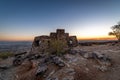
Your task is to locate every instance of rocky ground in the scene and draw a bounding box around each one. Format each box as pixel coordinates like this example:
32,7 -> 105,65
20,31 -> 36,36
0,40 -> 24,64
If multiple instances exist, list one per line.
0,42 -> 120,80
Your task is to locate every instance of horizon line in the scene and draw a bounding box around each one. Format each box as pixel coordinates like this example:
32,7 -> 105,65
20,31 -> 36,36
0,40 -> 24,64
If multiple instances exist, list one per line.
0,37 -> 117,42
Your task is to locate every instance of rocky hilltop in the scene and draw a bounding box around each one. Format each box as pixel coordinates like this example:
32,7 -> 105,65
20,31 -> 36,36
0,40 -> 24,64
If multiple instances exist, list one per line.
0,29 -> 120,80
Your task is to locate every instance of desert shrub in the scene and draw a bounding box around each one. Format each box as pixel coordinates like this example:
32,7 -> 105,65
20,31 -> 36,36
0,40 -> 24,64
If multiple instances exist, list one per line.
49,40 -> 68,56
109,22 -> 120,41
0,52 -> 14,59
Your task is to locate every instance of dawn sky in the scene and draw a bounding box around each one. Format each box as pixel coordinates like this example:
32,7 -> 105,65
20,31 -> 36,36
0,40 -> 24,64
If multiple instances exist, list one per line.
0,0 -> 120,41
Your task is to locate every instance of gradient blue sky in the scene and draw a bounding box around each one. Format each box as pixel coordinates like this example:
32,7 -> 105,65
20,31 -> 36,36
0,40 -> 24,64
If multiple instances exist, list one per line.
0,0 -> 120,41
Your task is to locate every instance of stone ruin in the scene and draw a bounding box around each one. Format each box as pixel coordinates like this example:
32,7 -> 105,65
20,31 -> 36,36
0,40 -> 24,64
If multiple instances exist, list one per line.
32,29 -> 78,53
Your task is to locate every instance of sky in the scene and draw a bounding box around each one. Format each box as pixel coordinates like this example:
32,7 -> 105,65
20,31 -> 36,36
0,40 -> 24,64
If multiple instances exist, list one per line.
0,0 -> 120,41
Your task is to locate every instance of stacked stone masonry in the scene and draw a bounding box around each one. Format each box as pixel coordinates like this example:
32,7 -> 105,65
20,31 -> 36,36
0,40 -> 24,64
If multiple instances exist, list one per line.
32,29 -> 78,52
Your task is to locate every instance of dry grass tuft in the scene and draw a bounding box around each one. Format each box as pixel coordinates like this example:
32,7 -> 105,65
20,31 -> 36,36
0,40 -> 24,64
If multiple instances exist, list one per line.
0,52 -> 14,59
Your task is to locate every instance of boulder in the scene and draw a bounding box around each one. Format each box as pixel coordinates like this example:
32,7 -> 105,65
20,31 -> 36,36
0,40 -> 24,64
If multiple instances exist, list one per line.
52,56 -> 65,67
80,51 -> 93,59
79,50 -> 87,56
62,76 -> 74,80
69,49 -> 77,55
95,65 -> 108,72
46,77 -> 59,80
0,65 -> 9,70
63,68 -> 75,75
79,51 -> 111,63
14,52 -> 27,57
13,58 -> 23,66
92,52 -> 111,62
35,64 -> 48,77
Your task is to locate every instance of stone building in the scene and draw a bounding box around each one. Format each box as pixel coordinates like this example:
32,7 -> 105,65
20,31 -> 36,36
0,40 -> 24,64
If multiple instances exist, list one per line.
32,29 -> 78,53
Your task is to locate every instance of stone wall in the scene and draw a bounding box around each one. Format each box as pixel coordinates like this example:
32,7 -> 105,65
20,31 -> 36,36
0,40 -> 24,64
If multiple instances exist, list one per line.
32,36 -> 50,47
32,29 -> 78,53
69,36 -> 78,47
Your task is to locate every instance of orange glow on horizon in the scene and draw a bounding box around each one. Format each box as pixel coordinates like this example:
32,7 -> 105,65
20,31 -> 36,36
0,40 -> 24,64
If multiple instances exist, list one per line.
77,35 -> 116,40
0,35 -> 117,41
0,35 -> 34,41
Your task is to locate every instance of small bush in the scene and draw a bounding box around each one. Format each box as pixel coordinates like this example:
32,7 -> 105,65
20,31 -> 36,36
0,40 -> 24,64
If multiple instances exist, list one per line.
0,52 -> 14,59
49,40 -> 68,56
